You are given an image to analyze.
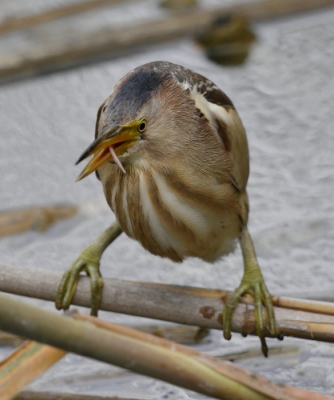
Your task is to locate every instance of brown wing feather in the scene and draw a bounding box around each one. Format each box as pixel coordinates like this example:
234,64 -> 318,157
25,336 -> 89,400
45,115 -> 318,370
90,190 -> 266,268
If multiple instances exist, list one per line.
170,64 -> 249,190
209,102 -> 249,191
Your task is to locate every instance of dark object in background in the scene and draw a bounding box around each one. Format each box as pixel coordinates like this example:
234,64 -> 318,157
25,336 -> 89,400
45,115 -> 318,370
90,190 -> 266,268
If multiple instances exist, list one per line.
196,15 -> 256,65
138,325 -> 209,345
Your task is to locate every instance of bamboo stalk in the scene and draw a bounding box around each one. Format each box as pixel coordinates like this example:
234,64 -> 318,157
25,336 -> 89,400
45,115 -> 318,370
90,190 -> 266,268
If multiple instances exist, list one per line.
272,295 -> 334,316
0,296 -> 332,400
1,265 -> 334,342
1,0 -> 334,82
11,347 -> 299,400
0,341 -> 66,400
0,0 -> 134,35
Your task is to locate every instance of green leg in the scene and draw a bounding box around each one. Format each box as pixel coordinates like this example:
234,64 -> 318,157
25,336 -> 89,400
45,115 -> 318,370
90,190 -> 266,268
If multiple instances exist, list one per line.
222,227 -> 280,357
55,221 -> 122,316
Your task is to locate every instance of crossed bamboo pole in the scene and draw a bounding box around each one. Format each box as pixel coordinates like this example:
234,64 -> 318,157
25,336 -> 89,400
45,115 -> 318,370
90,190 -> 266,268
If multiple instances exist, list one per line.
1,265 -> 334,342
1,264 -> 334,398
0,293 -> 333,400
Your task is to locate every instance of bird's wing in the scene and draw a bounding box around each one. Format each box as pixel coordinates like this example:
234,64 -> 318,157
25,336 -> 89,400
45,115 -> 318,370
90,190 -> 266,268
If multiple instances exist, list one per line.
205,99 -> 249,192
173,68 -> 249,191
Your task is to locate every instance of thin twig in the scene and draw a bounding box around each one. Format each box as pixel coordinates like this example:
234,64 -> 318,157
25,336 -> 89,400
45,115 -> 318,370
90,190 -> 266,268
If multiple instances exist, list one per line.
272,295 -> 334,316
1,265 -> 334,342
1,0 -> 334,82
0,0 -> 134,35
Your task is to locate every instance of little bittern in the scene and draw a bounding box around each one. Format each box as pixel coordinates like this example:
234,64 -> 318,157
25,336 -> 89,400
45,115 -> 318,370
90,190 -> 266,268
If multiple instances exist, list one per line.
56,61 -> 280,356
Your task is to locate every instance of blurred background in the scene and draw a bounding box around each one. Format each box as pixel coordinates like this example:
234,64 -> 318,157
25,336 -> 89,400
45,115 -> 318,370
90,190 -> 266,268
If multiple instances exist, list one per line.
1,0 -> 334,398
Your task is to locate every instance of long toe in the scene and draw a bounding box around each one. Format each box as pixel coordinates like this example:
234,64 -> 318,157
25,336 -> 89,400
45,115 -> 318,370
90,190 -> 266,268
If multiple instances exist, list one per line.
55,256 -> 101,314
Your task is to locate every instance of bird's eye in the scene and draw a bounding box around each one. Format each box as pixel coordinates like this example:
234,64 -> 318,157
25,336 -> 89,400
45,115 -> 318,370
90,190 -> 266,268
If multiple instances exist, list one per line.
137,121 -> 147,133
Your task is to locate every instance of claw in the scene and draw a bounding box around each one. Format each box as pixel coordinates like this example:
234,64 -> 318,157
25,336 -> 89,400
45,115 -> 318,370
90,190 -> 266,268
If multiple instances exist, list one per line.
62,260 -> 86,310
222,227 -> 281,357
260,335 -> 268,358
259,282 -> 274,335
87,264 -> 103,316
222,276 -> 279,357
55,270 -> 71,310
222,282 -> 248,341
56,254 -> 102,315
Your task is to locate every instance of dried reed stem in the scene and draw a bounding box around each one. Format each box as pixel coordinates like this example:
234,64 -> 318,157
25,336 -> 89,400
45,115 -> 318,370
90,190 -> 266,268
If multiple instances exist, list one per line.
1,265 -> 334,342
0,341 -> 65,400
1,0 -> 334,82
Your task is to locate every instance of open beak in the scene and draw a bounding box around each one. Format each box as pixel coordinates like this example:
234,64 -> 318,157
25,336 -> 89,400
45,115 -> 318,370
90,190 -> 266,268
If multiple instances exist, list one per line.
75,122 -> 140,181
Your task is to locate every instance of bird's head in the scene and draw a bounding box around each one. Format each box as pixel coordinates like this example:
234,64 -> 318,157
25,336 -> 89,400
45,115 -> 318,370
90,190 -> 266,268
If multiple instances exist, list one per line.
75,62 -> 192,181
75,61 -> 235,181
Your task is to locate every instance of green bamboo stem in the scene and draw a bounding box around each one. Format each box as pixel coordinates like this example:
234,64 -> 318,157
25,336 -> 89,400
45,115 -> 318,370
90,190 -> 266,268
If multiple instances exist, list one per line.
0,294 -> 332,400
0,294 -> 271,400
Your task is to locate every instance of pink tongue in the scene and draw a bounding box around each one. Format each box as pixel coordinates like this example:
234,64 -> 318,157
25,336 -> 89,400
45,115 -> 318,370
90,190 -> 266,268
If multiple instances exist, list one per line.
109,146 -> 126,174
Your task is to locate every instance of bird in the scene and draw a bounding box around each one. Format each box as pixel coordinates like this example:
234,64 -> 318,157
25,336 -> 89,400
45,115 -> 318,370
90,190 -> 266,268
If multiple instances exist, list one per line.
55,61 -> 280,356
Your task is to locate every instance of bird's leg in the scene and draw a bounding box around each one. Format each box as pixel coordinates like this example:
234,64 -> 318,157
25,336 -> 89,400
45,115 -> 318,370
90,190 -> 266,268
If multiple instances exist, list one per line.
222,227 -> 280,357
55,221 -> 122,316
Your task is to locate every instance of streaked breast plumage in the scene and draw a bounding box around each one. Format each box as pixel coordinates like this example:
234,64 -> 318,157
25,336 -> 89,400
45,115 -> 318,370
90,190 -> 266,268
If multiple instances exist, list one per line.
96,61 -> 249,263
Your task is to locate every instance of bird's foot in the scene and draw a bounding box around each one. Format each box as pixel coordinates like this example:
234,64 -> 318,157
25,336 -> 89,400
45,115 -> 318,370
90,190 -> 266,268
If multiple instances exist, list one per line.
55,246 -> 103,316
222,267 -> 280,357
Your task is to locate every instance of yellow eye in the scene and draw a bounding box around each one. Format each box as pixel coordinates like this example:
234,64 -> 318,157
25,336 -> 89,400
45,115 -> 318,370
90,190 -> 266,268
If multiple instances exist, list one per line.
137,120 -> 147,133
